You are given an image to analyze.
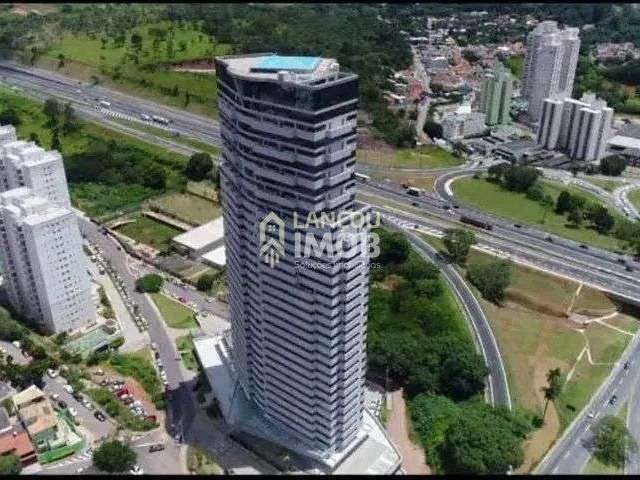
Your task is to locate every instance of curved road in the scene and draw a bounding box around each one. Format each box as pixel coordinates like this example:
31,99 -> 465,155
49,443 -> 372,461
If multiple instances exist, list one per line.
384,219 -> 512,410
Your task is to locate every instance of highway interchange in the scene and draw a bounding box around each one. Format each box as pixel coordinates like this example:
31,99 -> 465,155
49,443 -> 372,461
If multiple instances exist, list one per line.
2,61 -> 640,474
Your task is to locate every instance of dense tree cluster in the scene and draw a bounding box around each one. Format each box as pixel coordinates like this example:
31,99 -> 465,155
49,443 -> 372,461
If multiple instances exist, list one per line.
410,395 -> 531,474
185,152 -> 213,182
93,440 -> 137,473
135,274 -> 163,293
593,416 -> 637,468
467,261 -> 512,304
368,229 -> 488,401
443,229 -> 476,265
599,155 -> 627,177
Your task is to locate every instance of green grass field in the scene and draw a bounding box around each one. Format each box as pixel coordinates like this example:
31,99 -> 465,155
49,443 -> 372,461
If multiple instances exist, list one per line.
358,145 -> 464,169
582,177 -> 625,193
452,176 -> 626,251
176,335 -> 198,371
115,213 -> 182,251
151,293 -> 198,329
421,233 -> 633,431
41,20 -> 230,116
630,187 -> 640,210
147,192 -> 221,226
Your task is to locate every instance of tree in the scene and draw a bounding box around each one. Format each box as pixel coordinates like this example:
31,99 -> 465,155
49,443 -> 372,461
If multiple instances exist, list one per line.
57,53 -> 65,69
28,132 -> 39,144
567,207 -> 584,228
467,261 -> 511,303
135,274 -> 163,293
542,368 -> 562,419
50,128 -> 61,151
92,440 -> 137,473
0,454 -> 21,475
600,155 -> 627,176
423,120 -> 443,139
440,403 -> 525,473
555,190 -> 574,214
487,162 -> 508,182
377,230 -> 410,266
593,416 -> 637,468
62,103 -> 78,134
588,205 -> 615,233
185,152 -> 213,181
443,229 -> 476,264
0,108 -> 21,126
196,273 -> 216,292
503,165 -> 540,192
43,98 -> 61,125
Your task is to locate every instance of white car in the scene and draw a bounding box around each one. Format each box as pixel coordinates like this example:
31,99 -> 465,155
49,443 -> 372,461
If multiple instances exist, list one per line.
51,393 -> 59,401
130,465 -> 144,475
47,368 -> 58,378
68,407 -> 78,417
64,384 -> 74,394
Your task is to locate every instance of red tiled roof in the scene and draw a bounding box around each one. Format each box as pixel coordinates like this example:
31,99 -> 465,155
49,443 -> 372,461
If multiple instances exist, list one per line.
0,429 -> 36,460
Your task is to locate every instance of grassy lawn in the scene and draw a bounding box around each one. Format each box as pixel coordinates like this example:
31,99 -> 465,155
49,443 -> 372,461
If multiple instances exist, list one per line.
115,213 -> 182,251
175,335 -> 199,371
452,176 -> 627,251
421,233 -> 636,468
40,20 -> 231,117
630,187 -> 640,210
506,55 -> 524,79
151,293 -> 198,329
147,192 -> 221,226
71,183 -> 158,220
582,177 -> 626,193
358,145 -> 463,169
186,180 -> 218,201
187,446 -> 223,474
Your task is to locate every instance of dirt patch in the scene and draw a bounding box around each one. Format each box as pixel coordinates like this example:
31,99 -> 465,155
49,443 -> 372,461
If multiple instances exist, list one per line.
505,291 -> 568,318
386,389 -> 430,474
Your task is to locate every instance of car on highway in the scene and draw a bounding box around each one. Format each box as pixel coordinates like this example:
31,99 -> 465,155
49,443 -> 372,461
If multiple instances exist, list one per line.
514,224 -> 522,228
626,265 -> 634,272
624,361 -> 631,370
140,113 -> 151,121
545,236 -> 554,243
587,411 -> 596,419
130,465 -> 144,475
610,395 -> 618,405
579,244 -> 588,249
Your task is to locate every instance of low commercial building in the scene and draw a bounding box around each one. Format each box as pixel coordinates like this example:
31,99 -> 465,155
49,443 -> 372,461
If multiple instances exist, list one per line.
171,217 -> 224,259
608,124 -> 640,166
13,386 -> 58,450
442,112 -> 487,140
537,93 -> 613,162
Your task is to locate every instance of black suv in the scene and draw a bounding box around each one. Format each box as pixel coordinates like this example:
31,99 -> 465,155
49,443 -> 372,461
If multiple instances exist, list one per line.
149,444 -> 165,453
94,411 -> 106,422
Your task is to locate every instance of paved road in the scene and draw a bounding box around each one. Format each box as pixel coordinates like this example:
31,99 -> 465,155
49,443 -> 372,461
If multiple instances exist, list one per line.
535,334 -> 640,474
385,224 -> 511,410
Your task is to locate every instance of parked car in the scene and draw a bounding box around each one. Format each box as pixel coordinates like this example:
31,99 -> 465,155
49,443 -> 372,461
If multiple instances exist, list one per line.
68,407 -> 78,417
57,400 -> 67,410
47,369 -> 58,378
130,465 -> 144,475
148,443 -> 165,453
94,411 -> 106,422
63,384 -> 74,394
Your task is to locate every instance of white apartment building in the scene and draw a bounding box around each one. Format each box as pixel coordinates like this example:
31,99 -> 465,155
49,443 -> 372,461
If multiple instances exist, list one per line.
442,111 -> 487,140
0,188 -> 95,334
0,125 -> 71,208
537,93 -> 613,162
522,21 -> 580,122
214,54 -> 373,463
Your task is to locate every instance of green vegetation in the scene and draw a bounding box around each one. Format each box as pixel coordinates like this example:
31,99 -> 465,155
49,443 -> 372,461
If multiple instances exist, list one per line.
630,188 -> 640,211
583,177 -> 625,193
358,145 -> 464,169
0,88 -> 189,219
592,415 -> 637,469
443,229 -> 476,264
148,192 -> 221,226
452,174 -> 635,251
92,439 -> 138,473
600,156 -> 627,176
108,350 -> 165,409
187,446 -> 223,475
116,214 -> 181,252
185,152 -> 214,182
0,454 -> 21,475
467,261 -> 512,304
87,388 -> 156,431
506,55 -> 524,79
196,273 -> 216,292
135,274 -> 163,294
176,335 -> 198,371
151,293 -> 198,329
